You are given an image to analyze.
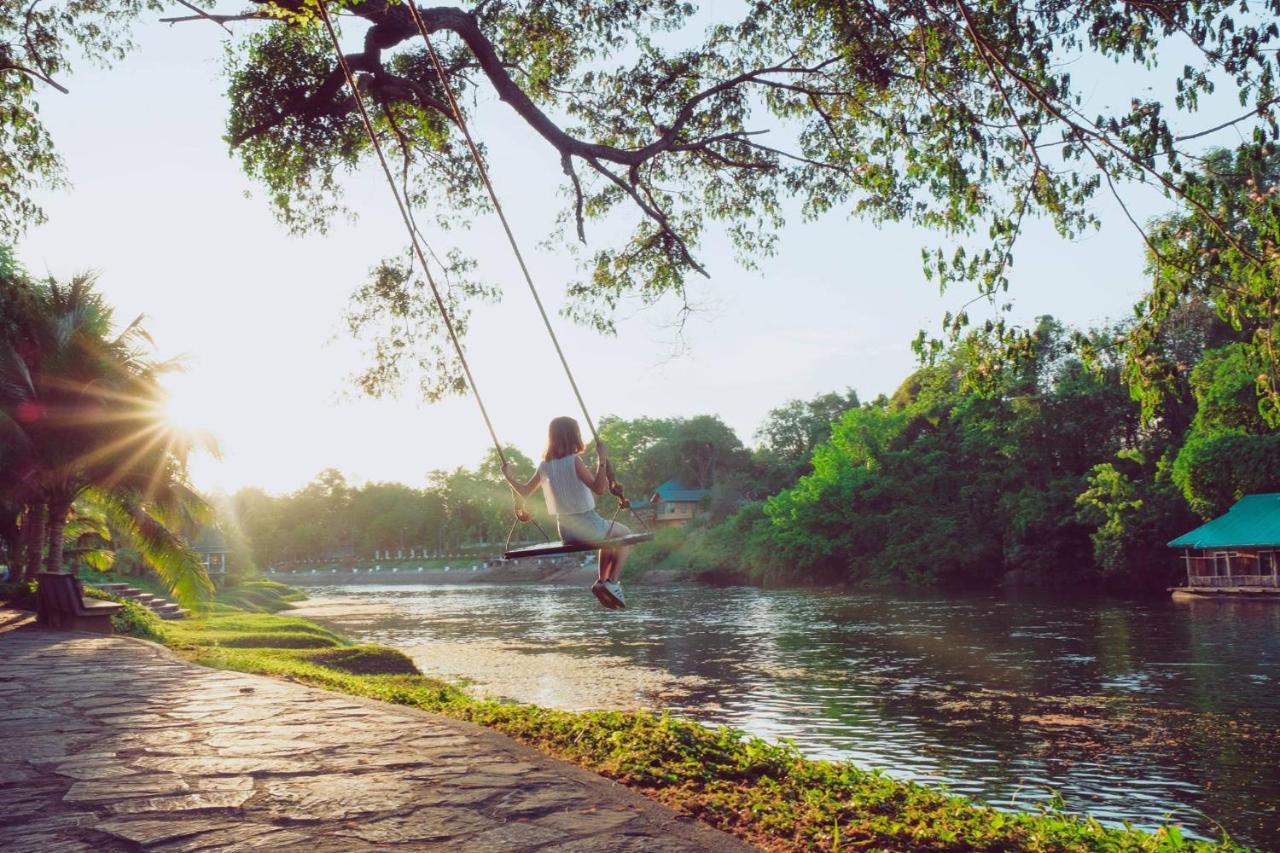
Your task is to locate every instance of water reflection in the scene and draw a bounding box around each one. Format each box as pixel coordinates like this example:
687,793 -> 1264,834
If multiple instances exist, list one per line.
296,583 -> 1280,846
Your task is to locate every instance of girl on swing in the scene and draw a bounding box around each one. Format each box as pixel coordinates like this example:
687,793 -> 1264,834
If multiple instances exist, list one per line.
502,416 -> 632,609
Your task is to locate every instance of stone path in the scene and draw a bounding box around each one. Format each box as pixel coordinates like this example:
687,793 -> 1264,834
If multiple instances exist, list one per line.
0,630 -> 752,852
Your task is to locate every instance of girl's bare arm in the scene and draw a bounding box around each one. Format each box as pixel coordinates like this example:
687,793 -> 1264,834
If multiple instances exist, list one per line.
575,453 -> 608,495
502,464 -> 541,498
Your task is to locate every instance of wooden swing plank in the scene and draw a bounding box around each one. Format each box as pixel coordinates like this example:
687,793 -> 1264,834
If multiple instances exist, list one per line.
503,532 -> 653,559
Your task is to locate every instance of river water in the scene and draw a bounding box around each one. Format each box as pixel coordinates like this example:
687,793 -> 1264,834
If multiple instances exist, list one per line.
292,583 -> 1280,846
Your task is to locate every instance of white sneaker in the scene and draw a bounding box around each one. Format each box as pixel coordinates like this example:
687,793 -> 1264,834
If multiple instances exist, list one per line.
591,579 -> 618,609
602,580 -> 626,609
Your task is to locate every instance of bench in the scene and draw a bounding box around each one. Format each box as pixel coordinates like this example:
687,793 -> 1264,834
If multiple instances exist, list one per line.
36,572 -> 123,634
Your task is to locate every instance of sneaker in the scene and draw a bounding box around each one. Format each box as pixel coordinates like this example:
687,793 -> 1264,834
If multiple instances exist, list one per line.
591,580 -> 619,610
602,580 -> 626,610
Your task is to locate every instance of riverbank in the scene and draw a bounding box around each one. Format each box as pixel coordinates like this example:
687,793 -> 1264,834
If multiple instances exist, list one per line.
2,580 -> 1240,851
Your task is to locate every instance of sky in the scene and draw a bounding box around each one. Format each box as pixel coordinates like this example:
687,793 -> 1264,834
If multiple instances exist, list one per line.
14,6 -> 1210,495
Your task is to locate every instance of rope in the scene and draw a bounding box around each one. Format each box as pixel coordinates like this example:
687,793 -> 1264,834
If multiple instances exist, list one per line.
315,2 -> 506,464
320,2 -> 643,542
316,1 -> 545,535
403,4 -> 603,449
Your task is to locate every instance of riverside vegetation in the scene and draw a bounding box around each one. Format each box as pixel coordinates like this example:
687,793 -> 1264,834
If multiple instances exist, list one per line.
1,580 -> 1244,852
237,305 -> 1277,595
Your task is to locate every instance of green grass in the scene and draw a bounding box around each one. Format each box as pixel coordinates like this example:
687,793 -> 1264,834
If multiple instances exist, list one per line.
132,602 -> 1245,852
84,572 -> 304,614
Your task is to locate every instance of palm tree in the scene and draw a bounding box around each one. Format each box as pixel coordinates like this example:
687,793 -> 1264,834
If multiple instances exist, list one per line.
0,269 -> 214,607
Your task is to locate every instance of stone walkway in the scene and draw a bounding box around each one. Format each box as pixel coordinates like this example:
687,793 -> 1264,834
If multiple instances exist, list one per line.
0,630 -> 752,852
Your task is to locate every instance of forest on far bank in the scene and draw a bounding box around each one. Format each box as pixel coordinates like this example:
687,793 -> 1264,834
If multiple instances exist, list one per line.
230,302 -> 1278,593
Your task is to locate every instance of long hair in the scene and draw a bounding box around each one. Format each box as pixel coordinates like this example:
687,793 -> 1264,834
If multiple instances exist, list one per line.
544,416 -> 584,462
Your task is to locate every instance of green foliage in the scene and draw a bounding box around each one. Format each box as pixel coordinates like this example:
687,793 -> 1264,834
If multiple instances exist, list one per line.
1077,452 -> 1194,582
0,262 -> 215,597
1130,147 -> 1280,425
0,580 -> 37,610
204,1 -> 1280,407
1173,433 -> 1280,520
0,2 -> 164,235
82,586 -> 167,643
752,390 -> 861,494
650,318 -> 1203,590
1172,343 -> 1280,517
597,414 -> 750,495
5,3 -> 1280,413
164,602 -> 1242,852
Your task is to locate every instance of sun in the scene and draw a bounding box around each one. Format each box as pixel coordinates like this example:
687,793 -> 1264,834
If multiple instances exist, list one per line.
156,370 -> 211,438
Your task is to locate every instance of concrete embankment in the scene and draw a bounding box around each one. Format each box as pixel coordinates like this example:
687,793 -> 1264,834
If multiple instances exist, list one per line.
266,563 -> 692,587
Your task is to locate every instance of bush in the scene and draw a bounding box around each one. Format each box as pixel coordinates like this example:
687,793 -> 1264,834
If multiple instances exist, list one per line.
82,587 -> 167,643
0,580 -> 37,611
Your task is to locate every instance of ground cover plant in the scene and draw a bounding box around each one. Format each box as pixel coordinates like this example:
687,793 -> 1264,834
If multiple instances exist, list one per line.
144,599 -> 1244,852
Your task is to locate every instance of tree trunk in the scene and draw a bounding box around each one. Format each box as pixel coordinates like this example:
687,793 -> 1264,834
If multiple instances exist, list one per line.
44,498 -> 71,576
22,503 -> 45,582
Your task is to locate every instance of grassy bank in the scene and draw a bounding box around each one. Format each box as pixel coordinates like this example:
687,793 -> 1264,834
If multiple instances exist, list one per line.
1,579 -> 1242,851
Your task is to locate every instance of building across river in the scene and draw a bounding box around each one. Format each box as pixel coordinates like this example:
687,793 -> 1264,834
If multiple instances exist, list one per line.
1169,493 -> 1280,599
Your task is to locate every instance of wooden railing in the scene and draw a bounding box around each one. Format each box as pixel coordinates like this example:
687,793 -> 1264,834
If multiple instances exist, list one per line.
1189,575 -> 1279,588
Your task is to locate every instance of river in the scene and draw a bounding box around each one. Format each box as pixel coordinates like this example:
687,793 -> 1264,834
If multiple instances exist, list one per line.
289,583 -> 1280,847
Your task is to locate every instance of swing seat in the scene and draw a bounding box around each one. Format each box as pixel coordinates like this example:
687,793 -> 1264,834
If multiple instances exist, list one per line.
503,532 -> 653,560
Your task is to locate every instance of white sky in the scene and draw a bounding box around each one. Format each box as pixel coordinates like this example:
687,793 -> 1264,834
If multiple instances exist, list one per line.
15,8 -> 1217,495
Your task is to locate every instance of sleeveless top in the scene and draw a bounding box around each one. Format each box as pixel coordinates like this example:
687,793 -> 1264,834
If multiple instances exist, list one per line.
538,455 -> 595,515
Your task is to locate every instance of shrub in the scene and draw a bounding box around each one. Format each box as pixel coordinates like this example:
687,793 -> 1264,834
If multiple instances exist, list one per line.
0,580 -> 38,611
82,587 -> 167,643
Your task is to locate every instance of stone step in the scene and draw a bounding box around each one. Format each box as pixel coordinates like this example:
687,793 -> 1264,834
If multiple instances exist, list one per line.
91,582 -> 188,620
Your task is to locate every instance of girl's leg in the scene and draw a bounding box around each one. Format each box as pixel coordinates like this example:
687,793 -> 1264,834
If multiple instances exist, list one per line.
596,548 -> 612,581
609,546 -> 631,581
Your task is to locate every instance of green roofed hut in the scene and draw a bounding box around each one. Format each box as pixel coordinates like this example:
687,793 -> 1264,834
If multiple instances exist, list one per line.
633,480 -> 711,529
1168,493 -> 1280,599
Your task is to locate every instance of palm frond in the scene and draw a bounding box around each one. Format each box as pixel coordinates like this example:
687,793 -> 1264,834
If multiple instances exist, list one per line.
84,487 -> 213,611
77,548 -> 115,572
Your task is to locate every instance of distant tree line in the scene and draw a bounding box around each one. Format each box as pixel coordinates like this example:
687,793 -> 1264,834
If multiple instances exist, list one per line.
235,302 -> 1277,591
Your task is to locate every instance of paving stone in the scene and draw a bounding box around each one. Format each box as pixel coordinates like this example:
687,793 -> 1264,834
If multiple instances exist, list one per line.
95,816 -> 246,845
106,789 -> 257,815
49,762 -> 141,781
152,826 -> 312,852
130,755 -> 305,776
335,807 -> 495,842
0,629 -> 750,852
